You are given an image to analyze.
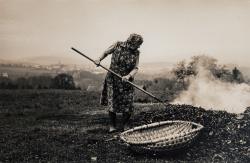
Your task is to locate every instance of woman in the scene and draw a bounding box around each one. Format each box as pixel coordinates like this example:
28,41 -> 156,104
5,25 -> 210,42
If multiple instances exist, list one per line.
95,33 -> 143,132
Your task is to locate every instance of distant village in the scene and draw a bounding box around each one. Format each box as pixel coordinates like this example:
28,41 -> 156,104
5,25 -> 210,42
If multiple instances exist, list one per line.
0,62 -> 105,91
0,61 -> 104,75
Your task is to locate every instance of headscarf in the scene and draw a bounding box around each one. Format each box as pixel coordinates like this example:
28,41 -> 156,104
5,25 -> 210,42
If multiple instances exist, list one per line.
127,33 -> 143,46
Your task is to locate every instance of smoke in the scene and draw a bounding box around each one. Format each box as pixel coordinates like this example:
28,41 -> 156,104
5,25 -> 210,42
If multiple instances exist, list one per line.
173,61 -> 250,114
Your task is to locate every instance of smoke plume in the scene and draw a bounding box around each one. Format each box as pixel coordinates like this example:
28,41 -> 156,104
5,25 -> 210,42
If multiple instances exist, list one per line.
173,60 -> 250,114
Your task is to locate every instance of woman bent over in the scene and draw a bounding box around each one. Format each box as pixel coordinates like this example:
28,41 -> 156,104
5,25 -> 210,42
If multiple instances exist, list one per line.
95,34 -> 143,132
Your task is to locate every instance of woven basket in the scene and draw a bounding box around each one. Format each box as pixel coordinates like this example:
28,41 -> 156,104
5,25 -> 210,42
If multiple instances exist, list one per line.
120,120 -> 204,153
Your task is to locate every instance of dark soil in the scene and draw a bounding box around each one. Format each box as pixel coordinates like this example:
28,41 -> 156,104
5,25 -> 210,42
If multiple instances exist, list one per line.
0,90 -> 249,162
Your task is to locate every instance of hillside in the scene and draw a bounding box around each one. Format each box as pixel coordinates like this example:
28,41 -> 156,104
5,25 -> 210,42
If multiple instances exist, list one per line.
0,90 -> 249,162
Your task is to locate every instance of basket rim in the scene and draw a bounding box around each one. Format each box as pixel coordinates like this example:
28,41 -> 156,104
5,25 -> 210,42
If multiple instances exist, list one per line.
120,120 -> 204,145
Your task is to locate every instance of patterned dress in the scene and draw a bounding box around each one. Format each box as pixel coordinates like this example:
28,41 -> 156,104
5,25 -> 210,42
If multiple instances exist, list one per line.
100,41 -> 139,113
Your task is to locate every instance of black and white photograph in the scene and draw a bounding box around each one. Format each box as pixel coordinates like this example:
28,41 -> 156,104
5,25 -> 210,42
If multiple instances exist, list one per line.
0,0 -> 250,162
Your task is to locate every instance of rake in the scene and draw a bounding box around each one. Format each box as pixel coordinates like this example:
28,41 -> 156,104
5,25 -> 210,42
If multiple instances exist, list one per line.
71,47 -> 168,107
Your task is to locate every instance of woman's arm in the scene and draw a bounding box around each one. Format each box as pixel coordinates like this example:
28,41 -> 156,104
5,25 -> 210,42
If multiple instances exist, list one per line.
94,42 -> 117,65
122,54 -> 140,82
128,56 -> 139,78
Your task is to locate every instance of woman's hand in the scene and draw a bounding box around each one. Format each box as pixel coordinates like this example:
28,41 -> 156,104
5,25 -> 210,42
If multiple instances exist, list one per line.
94,59 -> 101,67
122,74 -> 131,82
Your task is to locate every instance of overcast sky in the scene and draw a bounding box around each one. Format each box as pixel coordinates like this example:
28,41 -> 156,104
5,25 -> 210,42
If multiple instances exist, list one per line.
1,0 -> 250,66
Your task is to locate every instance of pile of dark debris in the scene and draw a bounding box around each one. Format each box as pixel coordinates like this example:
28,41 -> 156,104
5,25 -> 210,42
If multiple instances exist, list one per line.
131,104 -> 250,162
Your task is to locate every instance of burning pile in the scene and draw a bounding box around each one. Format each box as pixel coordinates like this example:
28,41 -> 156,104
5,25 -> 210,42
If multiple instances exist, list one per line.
172,55 -> 250,114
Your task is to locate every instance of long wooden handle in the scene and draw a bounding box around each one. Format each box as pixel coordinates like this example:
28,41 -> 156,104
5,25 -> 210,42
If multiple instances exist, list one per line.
71,47 -> 168,106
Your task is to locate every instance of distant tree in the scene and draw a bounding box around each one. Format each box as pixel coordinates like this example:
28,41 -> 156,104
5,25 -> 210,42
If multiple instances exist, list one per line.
15,77 -> 29,89
7,82 -> 17,89
27,76 -> 53,89
232,67 -> 244,83
171,55 -> 246,84
172,61 -> 187,86
0,77 -> 12,89
233,67 -> 239,79
52,73 -> 76,89
187,55 -> 218,75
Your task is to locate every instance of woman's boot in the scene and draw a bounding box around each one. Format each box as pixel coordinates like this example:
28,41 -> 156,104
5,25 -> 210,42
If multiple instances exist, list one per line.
122,112 -> 131,131
109,111 -> 117,133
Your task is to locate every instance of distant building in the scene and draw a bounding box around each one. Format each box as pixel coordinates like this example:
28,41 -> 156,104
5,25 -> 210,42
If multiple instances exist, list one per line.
87,85 -> 98,91
87,85 -> 102,91
32,64 -> 42,69
72,71 -> 80,79
2,72 -> 8,78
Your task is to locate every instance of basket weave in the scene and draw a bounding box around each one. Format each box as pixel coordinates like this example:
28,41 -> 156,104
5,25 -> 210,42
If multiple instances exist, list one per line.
120,120 -> 204,152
